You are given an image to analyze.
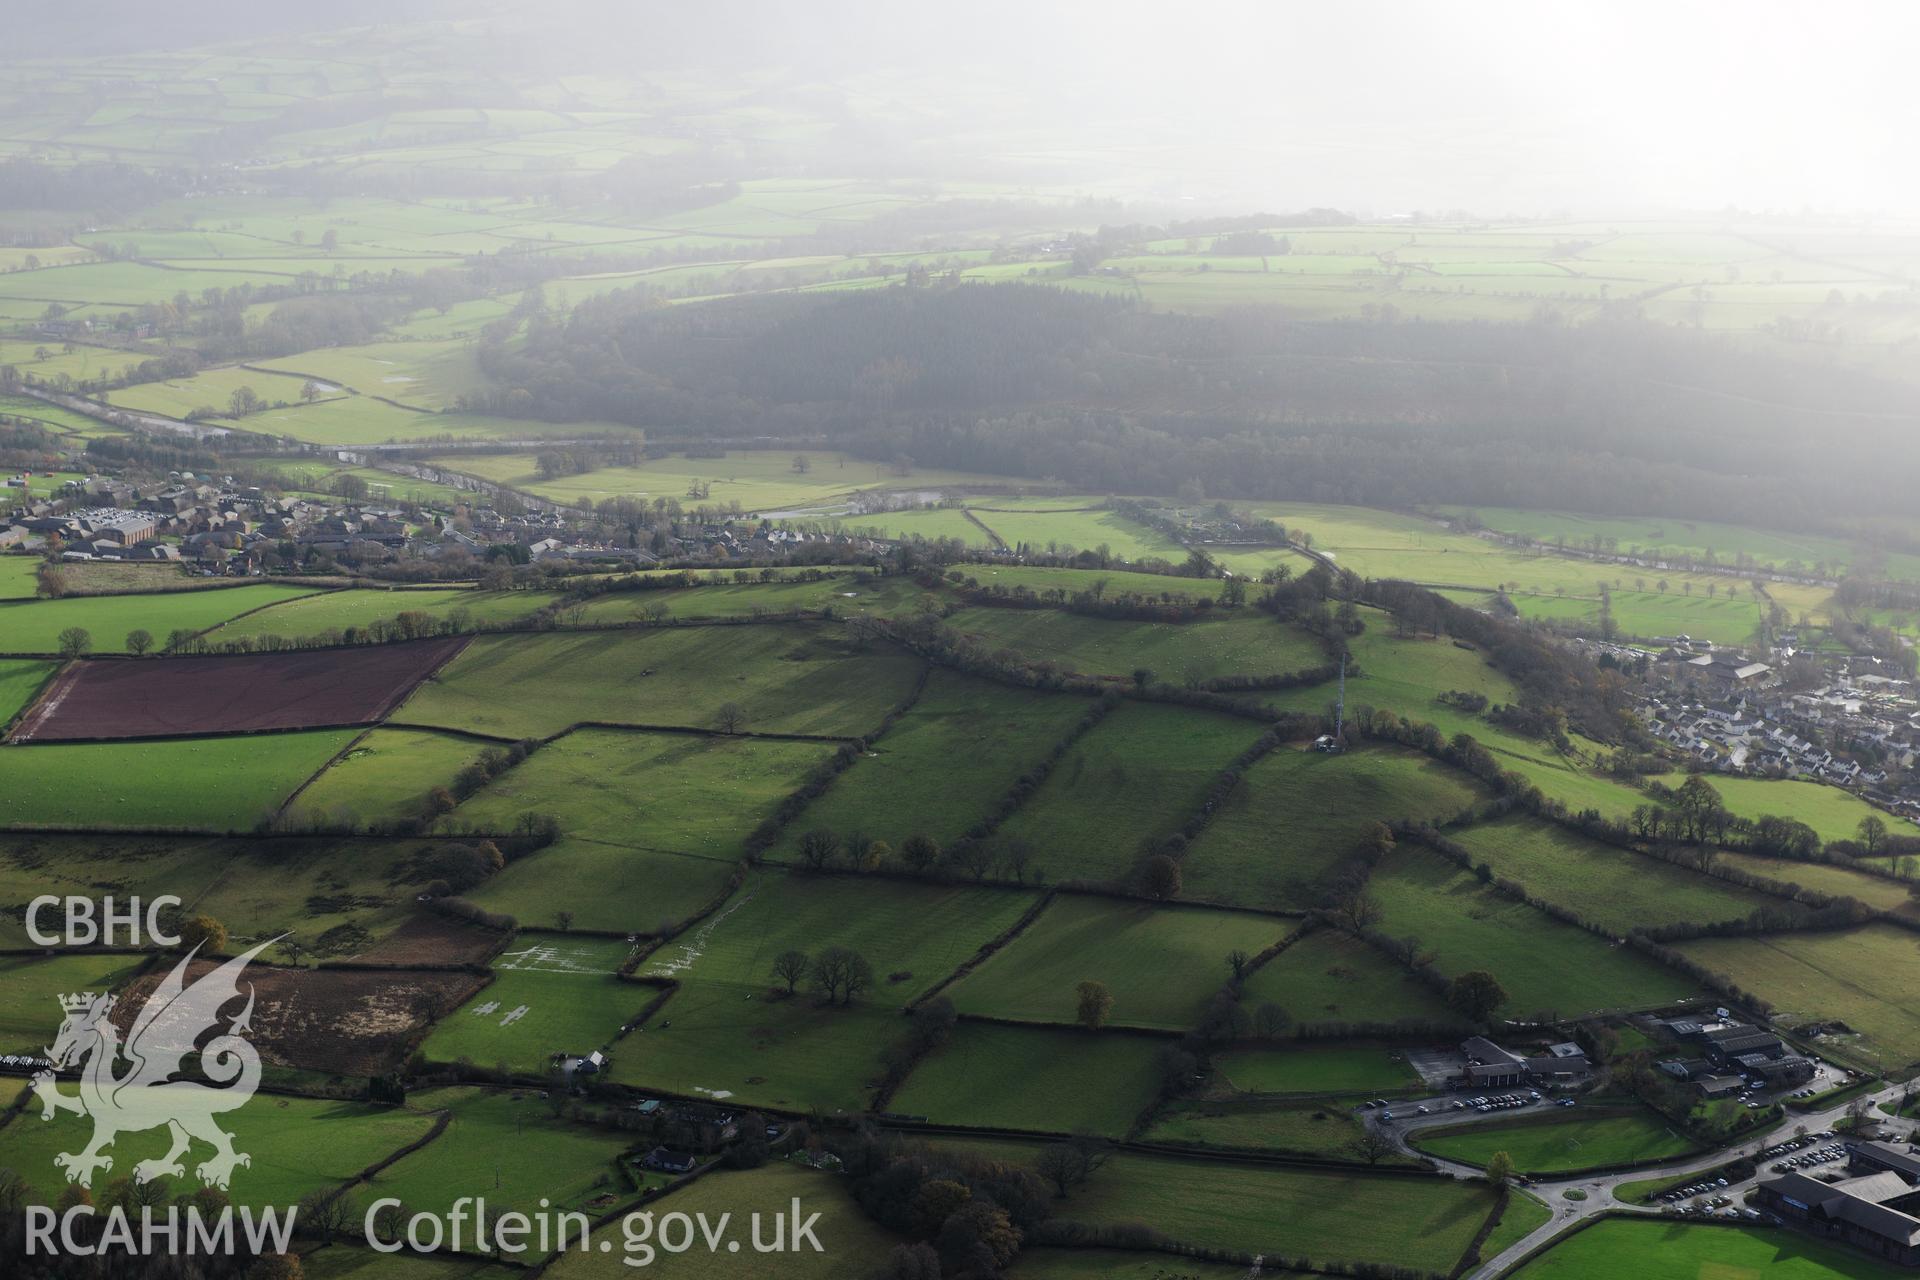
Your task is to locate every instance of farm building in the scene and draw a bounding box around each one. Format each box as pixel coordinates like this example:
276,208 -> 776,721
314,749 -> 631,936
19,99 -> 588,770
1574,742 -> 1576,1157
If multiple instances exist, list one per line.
557,1049 -> 607,1084
1757,1146 -> 1920,1267
641,1148 -> 697,1175
1657,1058 -> 1716,1082
1740,1053 -> 1816,1090
1685,652 -> 1774,686
1459,1036 -> 1590,1087
1694,1075 -> 1744,1100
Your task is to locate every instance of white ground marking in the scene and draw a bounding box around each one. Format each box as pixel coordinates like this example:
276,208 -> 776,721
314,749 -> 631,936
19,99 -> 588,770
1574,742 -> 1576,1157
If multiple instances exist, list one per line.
645,889 -> 755,979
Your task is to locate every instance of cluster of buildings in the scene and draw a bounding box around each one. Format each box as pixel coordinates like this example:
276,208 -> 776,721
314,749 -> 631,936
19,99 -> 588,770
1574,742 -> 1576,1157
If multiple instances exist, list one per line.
1631,636 -> 1920,818
1457,1035 -> 1591,1088
1651,1014 -> 1818,1097
1759,1141 -> 1920,1266
4,462 -> 909,575
3,473 -> 420,570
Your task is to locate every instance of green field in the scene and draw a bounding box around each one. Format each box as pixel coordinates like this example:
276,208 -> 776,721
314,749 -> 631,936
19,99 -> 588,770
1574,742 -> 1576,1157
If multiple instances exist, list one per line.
639,871 -> 1034,1001
994,702 -> 1267,884
941,606 -> 1322,681
1501,587 -> 1764,647
109,364 -> 318,419
423,936 -> 642,1073
946,896 -> 1286,1031
469,839 -> 742,936
1657,773 -> 1891,846
547,1162 -> 901,1279
609,872 -> 1036,1112
1679,925 -> 1920,1069
1183,745 -> 1485,910
1510,1218 -> 1912,1280
1369,849 -> 1698,1018
839,506 -> 994,546
0,394 -> 121,439
1143,1097 -> 1387,1161
609,983 -> 899,1114
1240,928 -> 1462,1030
1449,816 -> 1803,933
395,625 -> 925,739
1413,1107 -> 1695,1173
0,729 -> 359,829
768,671 -> 1091,858
1712,851 -> 1916,914
575,574 -> 926,624
1213,1044 -> 1419,1094
1040,1148 -> 1500,1274
253,340 -> 483,409
0,1089 -> 435,1208
0,582 -> 325,653
212,587 -> 560,642
292,728 -> 490,826
0,952 -> 145,1055
457,728 -> 836,858
367,1087 -> 634,1225
0,657 -> 52,727
0,556 -> 40,599
1258,620 -> 1648,819
1441,506 -> 1863,578
888,1021 -> 1167,1137
1226,503 -> 1767,602
248,403 -> 583,448
452,725 -> 837,928
968,508 -> 1186,563
1481,1192 -> 1555,1265
436,450 -> 1006,511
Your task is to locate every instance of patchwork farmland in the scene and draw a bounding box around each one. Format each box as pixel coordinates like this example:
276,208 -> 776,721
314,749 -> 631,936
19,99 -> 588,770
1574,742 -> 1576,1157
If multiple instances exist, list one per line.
0,531 -> 1912,1278
0,16 -> 1914,1278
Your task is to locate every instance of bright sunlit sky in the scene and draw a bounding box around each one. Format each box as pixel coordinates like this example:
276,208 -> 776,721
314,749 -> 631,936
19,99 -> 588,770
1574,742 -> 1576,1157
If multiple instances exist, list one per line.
640,0 -> 1917,215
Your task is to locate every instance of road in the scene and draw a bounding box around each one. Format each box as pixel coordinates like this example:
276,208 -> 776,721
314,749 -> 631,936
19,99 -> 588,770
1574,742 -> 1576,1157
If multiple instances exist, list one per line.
1359,1083 -> 1909,1279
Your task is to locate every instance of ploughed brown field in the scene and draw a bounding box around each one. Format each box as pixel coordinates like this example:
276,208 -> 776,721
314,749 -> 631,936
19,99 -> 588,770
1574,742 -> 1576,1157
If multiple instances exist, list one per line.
113,960 -> 487,1076
9,637 -> 468,742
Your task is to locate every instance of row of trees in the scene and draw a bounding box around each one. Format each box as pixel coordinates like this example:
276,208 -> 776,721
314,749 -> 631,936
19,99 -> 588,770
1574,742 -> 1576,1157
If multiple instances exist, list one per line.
769,945 -> 874,1005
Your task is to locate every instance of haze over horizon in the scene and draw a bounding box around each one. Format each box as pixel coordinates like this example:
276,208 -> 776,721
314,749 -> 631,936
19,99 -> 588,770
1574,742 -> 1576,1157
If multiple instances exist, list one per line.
12,0 -> 1915,217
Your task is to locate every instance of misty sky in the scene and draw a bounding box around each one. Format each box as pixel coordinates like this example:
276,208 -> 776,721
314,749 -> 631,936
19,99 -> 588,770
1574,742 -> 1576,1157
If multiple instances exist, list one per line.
626,0 -> 1916,216
880,0 -> 1917,216
14,0 -> 1915,215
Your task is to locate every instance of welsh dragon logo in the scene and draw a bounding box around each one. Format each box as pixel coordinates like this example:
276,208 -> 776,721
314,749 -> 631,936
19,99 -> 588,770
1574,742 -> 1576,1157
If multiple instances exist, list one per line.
31,940 -> 276,1190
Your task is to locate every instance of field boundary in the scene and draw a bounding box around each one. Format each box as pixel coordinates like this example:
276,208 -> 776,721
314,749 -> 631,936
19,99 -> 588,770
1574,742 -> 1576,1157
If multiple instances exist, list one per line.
907,890 -> 1056,1012
311,1104 -> 456,1210
960,508 -> 1008,548
276,724 -> 378,820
